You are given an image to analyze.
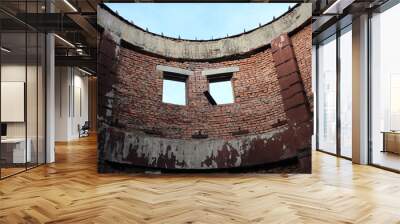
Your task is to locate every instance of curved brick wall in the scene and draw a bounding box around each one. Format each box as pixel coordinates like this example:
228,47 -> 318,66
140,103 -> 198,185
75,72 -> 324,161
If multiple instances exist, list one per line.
97,4 -> 312,172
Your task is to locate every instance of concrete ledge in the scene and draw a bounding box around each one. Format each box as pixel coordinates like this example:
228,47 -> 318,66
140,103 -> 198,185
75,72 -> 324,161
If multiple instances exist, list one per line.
101,126 -> 297,169
98,3 -> 311,60
202,66 -> 240,76
156,65 -> 194,76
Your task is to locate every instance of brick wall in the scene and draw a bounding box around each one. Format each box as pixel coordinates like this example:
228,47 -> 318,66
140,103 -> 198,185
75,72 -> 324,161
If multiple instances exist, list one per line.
109,25 -> 311,140
291,25 -> 313,110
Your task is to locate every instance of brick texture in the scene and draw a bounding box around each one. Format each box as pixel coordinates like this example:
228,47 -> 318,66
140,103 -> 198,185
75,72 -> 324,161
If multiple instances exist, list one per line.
105,26 -> 312,140
291,25 -> 313,111
111,49 -> 284,139
97,24 -> 312,172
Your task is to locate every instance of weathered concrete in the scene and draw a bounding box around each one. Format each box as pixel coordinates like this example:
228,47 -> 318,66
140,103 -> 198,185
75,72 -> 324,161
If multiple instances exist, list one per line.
97,3 -> 311,60
100,125 -> 296,169
99,117 -> 312,170
156,65 -> 194,76
201,66 -> 240,76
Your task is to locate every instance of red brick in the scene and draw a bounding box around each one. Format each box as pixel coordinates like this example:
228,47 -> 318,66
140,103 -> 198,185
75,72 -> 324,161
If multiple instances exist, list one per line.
284,92 -> 307,111
281,83 -> 304,99
278,72 -> 301,90
275,59 -> 298,77
272,45 -> 295,66
286,104 -> 311,124
98,26 -> 312,140
271,33 -> 291,53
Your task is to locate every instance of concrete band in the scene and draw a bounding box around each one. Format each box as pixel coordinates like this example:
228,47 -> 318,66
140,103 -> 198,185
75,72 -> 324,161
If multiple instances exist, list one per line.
201,66 -> 240,76
156,65 -> 194,76
98,3 -> 311,60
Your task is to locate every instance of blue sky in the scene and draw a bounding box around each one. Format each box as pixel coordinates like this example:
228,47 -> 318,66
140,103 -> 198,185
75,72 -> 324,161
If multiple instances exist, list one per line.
105,3 -> 296,40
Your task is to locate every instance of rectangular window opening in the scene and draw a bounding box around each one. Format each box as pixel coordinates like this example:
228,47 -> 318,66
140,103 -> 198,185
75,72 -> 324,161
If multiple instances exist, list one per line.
207,73 -> 235,105
162,72 -> 187,106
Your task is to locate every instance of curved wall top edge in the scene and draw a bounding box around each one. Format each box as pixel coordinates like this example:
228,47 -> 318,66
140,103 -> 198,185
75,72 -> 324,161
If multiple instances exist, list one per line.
97,3 -> 312,60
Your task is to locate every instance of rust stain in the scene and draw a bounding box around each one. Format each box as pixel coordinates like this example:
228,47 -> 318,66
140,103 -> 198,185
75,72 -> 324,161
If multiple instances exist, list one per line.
213,143 -> 240,168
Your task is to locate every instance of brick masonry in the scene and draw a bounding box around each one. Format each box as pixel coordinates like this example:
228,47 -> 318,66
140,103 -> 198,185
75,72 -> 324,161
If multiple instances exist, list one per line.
97,22 -> 312,172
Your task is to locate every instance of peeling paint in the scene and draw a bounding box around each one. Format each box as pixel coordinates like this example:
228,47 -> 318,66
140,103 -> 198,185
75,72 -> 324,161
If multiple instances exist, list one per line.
100,124 -> 311,170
